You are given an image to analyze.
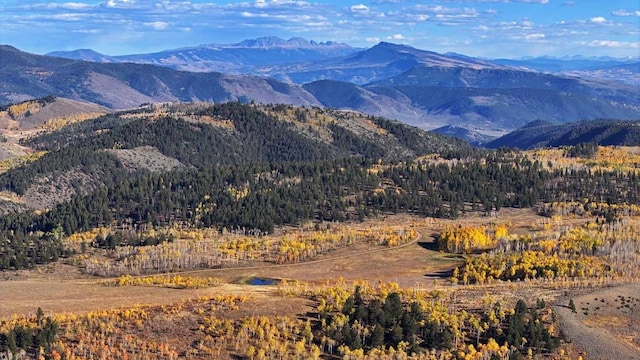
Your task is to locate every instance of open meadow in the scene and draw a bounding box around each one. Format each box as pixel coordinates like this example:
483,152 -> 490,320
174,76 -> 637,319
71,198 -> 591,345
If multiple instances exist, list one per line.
2,206 -> 639,359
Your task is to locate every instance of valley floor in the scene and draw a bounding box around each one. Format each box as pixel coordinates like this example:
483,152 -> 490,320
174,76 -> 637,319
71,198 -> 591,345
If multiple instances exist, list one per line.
2,209 -> 639,359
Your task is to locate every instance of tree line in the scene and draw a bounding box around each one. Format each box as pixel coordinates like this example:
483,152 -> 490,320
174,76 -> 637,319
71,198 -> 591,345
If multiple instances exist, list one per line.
2,149 -> 640,269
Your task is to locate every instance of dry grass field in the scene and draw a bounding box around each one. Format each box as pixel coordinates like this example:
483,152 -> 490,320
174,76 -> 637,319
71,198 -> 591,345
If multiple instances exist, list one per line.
1,208 -> 639,359
0,213 -> 454,316
0,209 -> 542,310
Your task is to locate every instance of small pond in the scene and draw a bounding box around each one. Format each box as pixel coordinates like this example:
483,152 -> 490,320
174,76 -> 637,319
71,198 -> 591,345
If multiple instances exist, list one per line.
247,277 -> 280,285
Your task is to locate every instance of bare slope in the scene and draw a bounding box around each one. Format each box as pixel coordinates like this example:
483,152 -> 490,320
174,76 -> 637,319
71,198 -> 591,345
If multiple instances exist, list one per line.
0,97 -> 108,161
555,285 -> 640,360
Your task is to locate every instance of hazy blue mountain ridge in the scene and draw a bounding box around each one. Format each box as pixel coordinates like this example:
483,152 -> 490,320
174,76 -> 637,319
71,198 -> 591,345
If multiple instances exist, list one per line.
3,41 -> 640,131
48,36 -> 359,74
430,125 -> 495,147
489,56 -> 639,85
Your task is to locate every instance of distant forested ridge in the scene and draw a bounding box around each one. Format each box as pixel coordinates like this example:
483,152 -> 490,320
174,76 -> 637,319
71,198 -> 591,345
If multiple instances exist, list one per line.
487,119 -> 640,149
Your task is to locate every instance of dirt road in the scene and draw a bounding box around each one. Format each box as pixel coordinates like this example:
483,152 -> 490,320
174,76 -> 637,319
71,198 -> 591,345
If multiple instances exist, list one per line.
555,284 -> 640,360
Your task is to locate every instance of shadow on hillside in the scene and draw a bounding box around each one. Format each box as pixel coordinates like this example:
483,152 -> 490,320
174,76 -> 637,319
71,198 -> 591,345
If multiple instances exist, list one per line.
417,236 -> 439,251
426,269 -> 454,279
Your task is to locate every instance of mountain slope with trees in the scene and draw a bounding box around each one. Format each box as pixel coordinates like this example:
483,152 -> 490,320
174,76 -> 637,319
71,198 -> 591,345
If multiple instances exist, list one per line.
1,101 -> 640,270
0,101 -> 472,209
486,119 -> 640,149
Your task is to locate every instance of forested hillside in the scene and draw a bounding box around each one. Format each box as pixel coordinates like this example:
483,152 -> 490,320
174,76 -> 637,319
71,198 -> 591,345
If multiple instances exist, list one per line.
487,119 -> 640,149
0,101 -> 470,268
3,101 -> 471,207
0,102 -> 639,269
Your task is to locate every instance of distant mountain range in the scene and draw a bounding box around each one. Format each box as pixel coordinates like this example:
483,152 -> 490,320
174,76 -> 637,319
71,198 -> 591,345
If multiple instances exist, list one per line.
486,119 -> 640,149
490,56 -> 639,86
2,38 -> 640,132
47,36 -> 358,74
1,44 -> 320,109
265,41 -> 505,85
46,36 -> 638,85
490,55 -> 637,73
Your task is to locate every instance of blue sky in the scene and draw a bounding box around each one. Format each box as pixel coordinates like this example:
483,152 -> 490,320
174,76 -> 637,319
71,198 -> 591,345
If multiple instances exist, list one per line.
1,0 -> 638,58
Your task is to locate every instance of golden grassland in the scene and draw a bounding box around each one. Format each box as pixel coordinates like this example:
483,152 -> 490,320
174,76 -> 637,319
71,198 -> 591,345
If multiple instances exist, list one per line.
2,207 -> 640,359
0,151 -> 47,174
40,112 -> 106,131
529,146 -> 640,174
72,222 -> 417,277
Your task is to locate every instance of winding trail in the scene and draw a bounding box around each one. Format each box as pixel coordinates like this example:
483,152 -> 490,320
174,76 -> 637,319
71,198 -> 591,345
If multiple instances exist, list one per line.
554,285 -> 640,360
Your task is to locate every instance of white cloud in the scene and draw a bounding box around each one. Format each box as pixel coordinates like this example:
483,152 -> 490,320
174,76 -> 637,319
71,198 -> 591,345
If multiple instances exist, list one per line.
612,9 -> 640,17
104,0 -> 136,8
415,5 -> 477,15
495,20 -> 531,30
43,2 -> 92,10
144,21 -> 170,30
366,37 -> 381,43
412,14 -> 430,21
525,33 -> 545,40
411,4 -> 479,25
350,4 -> 370,15
590,17 -> 607,24
72,29 -> 100,34
387,34 -> 405,40
582,40 -> 640,48
50,13 -> 85,21
154,1 -> 198,11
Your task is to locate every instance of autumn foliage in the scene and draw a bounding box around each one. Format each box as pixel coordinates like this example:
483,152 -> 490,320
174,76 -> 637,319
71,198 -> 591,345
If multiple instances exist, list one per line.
438,224 -> 508,254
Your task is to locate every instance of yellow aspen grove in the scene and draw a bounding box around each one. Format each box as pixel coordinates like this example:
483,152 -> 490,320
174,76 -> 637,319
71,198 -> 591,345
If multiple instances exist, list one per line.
438,224 -> 507,254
